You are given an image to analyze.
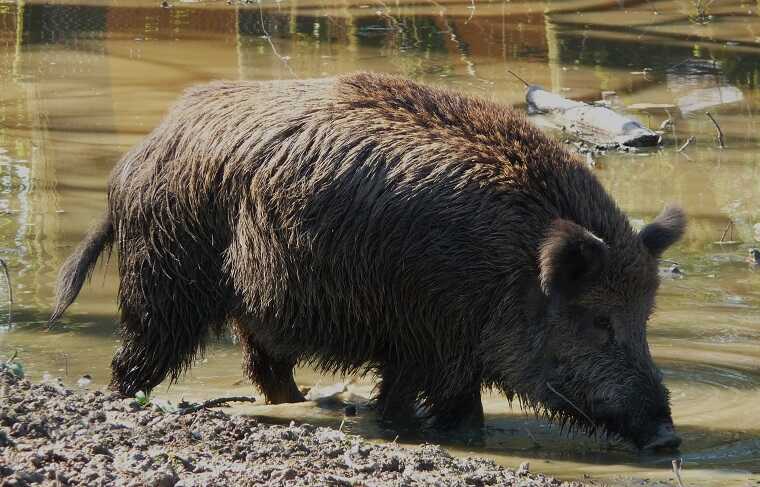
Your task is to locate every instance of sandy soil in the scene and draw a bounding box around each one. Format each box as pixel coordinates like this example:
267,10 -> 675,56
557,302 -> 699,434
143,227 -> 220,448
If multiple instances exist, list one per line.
0,366 -> 585,486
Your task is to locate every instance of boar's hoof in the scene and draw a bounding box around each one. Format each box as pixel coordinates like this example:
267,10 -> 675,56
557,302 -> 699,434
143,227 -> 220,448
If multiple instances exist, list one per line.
641,422 -> 682,451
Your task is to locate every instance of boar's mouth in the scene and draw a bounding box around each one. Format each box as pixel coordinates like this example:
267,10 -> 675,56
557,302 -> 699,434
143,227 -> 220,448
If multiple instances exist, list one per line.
542,382 -> 681,451
639,422 -> 682,451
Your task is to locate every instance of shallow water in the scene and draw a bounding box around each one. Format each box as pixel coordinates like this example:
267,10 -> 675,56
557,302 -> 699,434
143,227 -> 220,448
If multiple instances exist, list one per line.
0,0 -> 759,484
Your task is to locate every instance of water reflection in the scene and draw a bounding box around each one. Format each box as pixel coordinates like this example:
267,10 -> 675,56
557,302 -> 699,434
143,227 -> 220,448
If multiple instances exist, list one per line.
0,1 -> 759,485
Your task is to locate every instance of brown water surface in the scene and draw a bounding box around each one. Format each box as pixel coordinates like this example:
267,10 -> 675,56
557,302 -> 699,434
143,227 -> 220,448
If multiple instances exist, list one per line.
1,0 -> 759,484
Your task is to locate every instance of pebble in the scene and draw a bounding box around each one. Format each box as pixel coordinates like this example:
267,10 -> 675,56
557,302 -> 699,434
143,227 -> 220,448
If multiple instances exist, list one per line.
344,403 -> 358,416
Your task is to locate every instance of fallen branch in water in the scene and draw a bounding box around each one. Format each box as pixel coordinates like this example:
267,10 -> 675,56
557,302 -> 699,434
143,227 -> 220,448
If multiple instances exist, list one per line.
0,258 -> 11,325
511,71 -> 661,148
178,396 -> 256,415
705,112 -> 725,149
676,136 -> 695,153
672,458 -> 687,487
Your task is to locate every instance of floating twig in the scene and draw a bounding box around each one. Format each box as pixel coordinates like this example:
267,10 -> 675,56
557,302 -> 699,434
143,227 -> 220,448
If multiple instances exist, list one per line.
677,136 -> 695,153
672,458 -> 687,487
178,396 -> 256,415
0,259 -> 11,325
545,382 -> 594,425
705,112 -> 725,149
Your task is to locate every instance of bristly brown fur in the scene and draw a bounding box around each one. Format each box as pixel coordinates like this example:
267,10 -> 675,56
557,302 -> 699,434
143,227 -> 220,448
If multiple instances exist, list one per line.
50,73 -> 682,445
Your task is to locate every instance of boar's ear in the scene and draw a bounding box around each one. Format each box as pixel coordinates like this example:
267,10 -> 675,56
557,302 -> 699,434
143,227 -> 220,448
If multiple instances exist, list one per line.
639,206 -> 686,257
539,219 -> 608,297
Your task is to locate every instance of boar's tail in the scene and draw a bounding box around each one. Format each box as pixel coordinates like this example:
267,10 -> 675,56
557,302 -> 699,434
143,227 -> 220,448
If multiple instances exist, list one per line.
49,214 -> 114,325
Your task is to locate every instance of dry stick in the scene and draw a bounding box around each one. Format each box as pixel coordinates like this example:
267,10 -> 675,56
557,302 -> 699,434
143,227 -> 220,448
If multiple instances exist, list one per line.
545,382 -> 594,426
524,427 -> 540,447
671,458 -> 687,487
705,112 -> 725,149
0,259 -> 11,325
178,396 -> 257,415
465,0 -> 475,24
507,70 -> 530,88
677,136 -> 695,153
719,220 -> 734,243
256,0 -> 295,77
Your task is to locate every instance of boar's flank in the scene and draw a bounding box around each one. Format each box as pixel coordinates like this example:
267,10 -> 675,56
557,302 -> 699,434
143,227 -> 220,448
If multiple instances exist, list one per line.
50,73 -> 685,450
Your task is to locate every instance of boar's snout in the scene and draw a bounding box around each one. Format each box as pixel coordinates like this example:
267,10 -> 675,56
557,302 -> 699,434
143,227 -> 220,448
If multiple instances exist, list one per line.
639,421 -> 681,451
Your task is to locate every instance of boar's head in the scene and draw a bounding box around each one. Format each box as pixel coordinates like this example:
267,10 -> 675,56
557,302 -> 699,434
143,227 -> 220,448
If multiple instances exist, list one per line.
508,206 -> 686,450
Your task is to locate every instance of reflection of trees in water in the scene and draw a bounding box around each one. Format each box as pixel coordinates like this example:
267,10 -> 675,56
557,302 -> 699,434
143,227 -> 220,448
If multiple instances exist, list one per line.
235,6 -> 547,84
549,23 -> 760,90
0,3 -> 116,315
21,4 -> 107,44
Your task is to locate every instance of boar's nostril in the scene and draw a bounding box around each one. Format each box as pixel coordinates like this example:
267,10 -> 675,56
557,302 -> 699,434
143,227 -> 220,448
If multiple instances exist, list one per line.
642,422 -> 682,451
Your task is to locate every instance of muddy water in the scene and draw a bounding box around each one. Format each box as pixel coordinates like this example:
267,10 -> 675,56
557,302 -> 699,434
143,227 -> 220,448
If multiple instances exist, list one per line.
0,0 -> 759,484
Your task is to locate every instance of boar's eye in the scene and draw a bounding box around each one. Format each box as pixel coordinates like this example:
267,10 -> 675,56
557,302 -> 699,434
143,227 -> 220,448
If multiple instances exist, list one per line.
593,316 -> 612,330
592,316 -> 614,343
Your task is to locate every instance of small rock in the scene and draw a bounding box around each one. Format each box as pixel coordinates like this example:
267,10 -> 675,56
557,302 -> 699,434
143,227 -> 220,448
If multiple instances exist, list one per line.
123,399 -> 142,412
0,430 -> 13,447
748,248 -> 760,266
517,462 -> 530,476
144,468 -> 178,487
270,468 -> 297,481
659,263 -> 684,279
89,443 -> 112,456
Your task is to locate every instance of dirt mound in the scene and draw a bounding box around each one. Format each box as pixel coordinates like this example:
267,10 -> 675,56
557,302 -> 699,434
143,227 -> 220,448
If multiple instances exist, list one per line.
0,368 -> 581,486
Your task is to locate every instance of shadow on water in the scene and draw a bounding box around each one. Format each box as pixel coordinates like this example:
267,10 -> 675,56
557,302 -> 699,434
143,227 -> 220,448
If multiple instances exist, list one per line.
247,396 -> 760,474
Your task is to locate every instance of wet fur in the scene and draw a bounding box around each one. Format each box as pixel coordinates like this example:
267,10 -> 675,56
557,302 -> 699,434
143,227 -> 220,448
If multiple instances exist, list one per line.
51,73 -> 680,438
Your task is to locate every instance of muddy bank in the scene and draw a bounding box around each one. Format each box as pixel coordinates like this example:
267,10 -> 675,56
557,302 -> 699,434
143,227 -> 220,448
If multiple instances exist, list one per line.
0,368 -> 583,486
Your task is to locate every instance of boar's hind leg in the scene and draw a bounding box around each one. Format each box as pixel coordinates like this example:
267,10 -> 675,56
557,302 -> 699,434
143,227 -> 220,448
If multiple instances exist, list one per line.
109,250 -> 228,397
237,325 -> 304,404
109,305 -> 209,397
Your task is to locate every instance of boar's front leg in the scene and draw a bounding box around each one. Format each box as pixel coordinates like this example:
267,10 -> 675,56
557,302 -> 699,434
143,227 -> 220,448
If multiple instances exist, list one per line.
426,384 -> 485,430
375,365 -> 421,425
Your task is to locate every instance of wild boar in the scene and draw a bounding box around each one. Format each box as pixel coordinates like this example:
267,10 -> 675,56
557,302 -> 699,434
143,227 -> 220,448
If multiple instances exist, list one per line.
50,72 -> 685,449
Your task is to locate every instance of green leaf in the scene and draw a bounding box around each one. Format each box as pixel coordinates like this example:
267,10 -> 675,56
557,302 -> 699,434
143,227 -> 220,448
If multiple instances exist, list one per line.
134,390 -> 150,407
